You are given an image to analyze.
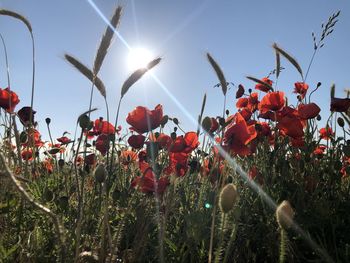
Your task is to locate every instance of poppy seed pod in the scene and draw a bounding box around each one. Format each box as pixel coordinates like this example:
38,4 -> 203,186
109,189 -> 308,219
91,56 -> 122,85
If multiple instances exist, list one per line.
276,200 -> 294,229
94,164 -> 107,183
219,183 -> 238,213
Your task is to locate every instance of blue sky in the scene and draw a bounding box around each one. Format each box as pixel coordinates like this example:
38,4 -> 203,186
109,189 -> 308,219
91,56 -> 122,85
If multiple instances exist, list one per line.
0,0 -> 349,140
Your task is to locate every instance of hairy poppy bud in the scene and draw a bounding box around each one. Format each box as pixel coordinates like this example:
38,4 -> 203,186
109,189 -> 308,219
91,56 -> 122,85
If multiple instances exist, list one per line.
79,114 -> 90,130
45,117 -> 51,125
276,200 -> 294,229
94,164 -> 107,183
337,117 -> 345,127
202,116 -> 212,132
219,184 -> 238,213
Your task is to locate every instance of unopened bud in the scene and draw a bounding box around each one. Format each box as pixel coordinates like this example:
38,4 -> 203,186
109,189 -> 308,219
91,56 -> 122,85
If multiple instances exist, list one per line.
219,184 -> 238,213
276,200 -> 294,229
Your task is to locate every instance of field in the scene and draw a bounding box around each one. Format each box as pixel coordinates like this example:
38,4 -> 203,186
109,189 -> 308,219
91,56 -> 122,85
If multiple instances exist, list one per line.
0,4 -> 349,263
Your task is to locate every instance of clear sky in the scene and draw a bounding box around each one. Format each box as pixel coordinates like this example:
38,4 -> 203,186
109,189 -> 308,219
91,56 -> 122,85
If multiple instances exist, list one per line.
0,0 -> 349,140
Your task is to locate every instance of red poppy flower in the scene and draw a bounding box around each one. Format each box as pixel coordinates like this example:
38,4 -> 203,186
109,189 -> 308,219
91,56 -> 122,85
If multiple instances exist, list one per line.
131,167 -> 170,194
256,122 -> 272,137
164,152 -> 189,177
247,92 -> 259,112
236,97 -> 248,108
23,128 -> 44,148
255,77 -> 273,92
223,113 -> 257,156
277,115 -> 304,139
17,107 -> 36,126
240,108 -> 252,121
313,145 -> 326,156
168,132 -> 199,153
319,127 -> 334,140
128,134 -> 146,149
258,111 -> 276,121
57,136 -> 71,145
120,150 -> 137,165
21,149 -> 33,161
297,103 -> 320,119
294,82 -> 309,99
330,97 -> 350,112
42,158 -> 54,173
126,104 -> 163,134
290,137 -> 305,148
0,87 -> 20,112
209,118 -> 219,133
85,153 -> 97,166
93,118 -> 115,135
258,91 -> 285,114
95,134 -> 109,156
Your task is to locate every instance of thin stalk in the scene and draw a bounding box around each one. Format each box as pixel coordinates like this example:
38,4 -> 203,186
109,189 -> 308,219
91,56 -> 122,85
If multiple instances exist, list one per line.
110,97 -> 122,170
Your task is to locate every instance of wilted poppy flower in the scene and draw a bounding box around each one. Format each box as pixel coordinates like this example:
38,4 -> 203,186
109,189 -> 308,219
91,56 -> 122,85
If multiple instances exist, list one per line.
236,84 -> 245,98
330,97 -> 350,112
0,87 -> 20,112
223,113 -> 257,156
93,118 -> 115,135
17,107 -> 36,126
297,103 -> 320,119
258,91 -> 285,114
21,149 -> 33,161
57,136 -> 71,145
126,104 -> 163,134
294,82 -> 309,99
319,127 -> 334,140
255,77 -> 273,92
95,134 -> 109,156
128,134 -> 146,149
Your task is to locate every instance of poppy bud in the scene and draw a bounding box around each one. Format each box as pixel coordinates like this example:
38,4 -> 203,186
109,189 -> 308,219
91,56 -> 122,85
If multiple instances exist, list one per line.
202,116 -> 212,132
276,200 -> 294,229
219,184 -> 238,213
58,159 -> 65,168
45,117 -> 51,125
316,115 -> 321,121
225,109 -> 229,116
171,132 -> 177,140
337,117 -> 345,127
160,115 -> 168,127
173,118 -> 179,125
79,114 -> 90,129
219,117 -> 225,126
94,164 -> 106,183
20,131 -> 28,144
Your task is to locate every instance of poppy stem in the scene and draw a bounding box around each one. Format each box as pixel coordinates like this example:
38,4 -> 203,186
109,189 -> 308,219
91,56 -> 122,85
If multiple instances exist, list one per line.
110,97 -> 122,170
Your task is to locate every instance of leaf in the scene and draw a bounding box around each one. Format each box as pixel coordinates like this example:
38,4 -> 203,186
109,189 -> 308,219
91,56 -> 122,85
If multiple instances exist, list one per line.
121,57 -> 161,98
93,6 -> 122,75
207,53 -> 227,96
0,9 -> 32,33
273,43 -> 303,79
65,54 -> 106,99
246,76 -> 273,91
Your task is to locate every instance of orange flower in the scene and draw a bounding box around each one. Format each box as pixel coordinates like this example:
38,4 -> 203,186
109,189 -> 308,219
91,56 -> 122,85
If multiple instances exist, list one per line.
0,87 -> 20,112
126,104 -> 163,134
258,91 -> 285,114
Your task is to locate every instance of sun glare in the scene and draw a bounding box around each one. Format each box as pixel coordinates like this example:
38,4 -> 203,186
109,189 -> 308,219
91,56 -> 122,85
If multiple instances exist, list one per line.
127,47 -> 153,71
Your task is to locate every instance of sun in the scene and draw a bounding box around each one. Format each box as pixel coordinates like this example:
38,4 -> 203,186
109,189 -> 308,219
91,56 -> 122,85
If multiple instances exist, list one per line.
127,47 -> 154,71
